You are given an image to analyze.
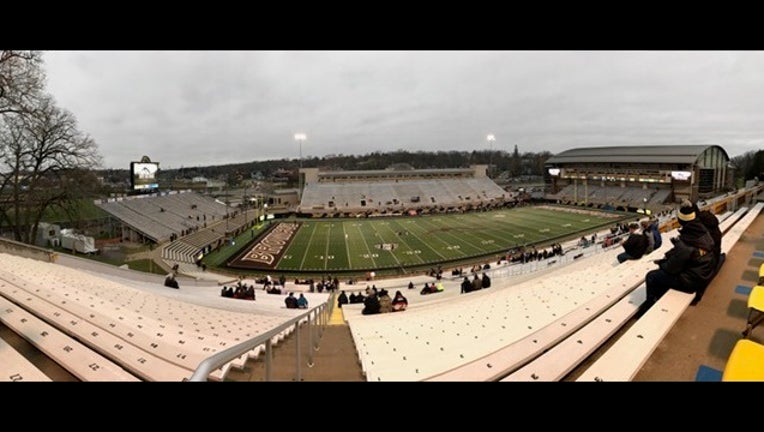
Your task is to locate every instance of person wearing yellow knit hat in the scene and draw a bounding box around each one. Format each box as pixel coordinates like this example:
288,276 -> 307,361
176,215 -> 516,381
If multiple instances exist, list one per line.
639,200 -> 718,315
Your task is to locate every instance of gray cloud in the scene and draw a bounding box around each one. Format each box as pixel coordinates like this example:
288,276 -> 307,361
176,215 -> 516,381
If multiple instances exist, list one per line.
42,50 -> 764,169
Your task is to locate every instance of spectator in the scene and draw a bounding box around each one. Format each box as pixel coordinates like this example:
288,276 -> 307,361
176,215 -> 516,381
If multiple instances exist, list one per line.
408,281 -> 415,290
297,293 -> 308,309
164,274 -> 179,289
362,291 -> 380,315
641,219 -> 655,255
649,217 -> 663,250
617,223 -> 648,263
435,281 -> 445,292
641,202 -> 718,314
683,199 -> 722,263
378,289 -> 393,313
285,292 -> 298,309
392,290 -> 408,312
338,291 -> 349,308
461,276 -> 472,294
481,273 -> 491,289
420,282 -> 432,295
471,274 -> 482,292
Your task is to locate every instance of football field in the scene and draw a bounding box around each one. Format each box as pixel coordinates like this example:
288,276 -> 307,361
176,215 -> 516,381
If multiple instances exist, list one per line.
228,205 -> 631,273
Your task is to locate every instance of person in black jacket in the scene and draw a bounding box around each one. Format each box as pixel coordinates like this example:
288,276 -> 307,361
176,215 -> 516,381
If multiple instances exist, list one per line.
641,203 -> 718,314
461,276 -> 472,294
682,199 -> 722,262
617,223 -> 648,263
362,291 -> 380,315
682,199 -> 725,303
337,291 -> 349,308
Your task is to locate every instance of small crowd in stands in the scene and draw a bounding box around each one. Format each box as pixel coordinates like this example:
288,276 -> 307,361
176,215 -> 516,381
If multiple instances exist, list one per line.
503,243 -> 564,264
285,292 -> 309,309
421,281 -> 445,295
461,273 -> 491,293
616,217 -> 662,264
220,281 -> 256,300
337,286 -> 409,315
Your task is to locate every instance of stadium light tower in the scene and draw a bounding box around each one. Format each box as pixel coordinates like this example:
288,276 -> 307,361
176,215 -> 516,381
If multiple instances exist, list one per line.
294,133 -> 307,201
486,134 -> 496,178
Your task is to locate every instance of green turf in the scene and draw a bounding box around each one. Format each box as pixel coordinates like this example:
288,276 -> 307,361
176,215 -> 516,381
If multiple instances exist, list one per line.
270,205 -> 632,273
127,258 -> 167,275
202,223 -> 269,267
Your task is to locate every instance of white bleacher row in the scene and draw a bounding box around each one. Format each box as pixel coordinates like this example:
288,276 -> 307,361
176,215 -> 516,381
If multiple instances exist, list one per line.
0,253 -> 329,381
574,202 -> 762,381
97,192 -> 229,243
300,178 -> 507,211
0,316 -> 53,382
547,184 -> 671,207
350,206 -> 745,381
432,207 -> 750,381
346,241 -> 643,381
0,294 -> 139,381
162,240 -> 203,264
501,209 -> 742,382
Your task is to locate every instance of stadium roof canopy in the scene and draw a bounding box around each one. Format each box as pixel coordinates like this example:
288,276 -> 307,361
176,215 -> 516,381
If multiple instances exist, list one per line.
318,168 -> 473,177
545,145 -> 729,165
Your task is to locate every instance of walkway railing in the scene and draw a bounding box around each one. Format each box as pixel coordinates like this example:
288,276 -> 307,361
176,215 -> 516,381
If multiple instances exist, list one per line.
188,300 -> 331,382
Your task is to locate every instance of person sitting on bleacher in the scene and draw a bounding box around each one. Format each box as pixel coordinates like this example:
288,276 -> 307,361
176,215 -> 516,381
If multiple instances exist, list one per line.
481,273 -> 491,289
392,290 -> 408,312
461,276 -> 472,294
683,199 -> 723,264
640,220 -> 655,255
408,281 -> 415,290
362,291 -> 381,315
164,274 -> 179,289
617,223 -> 648,264
285,292 -> 299,309
420,282 -> 434,295
338,291 -> 349,308
297,293 -> 308,309
378,289 -> 393,313
471,274 -> 482,292
641,203 -> 718,314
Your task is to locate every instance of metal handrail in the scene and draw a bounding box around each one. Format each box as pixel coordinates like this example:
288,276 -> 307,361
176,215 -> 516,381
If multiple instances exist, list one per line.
187,300 -> 330,381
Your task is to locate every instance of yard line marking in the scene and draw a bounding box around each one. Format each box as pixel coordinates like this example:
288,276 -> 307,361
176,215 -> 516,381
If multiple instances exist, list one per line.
342,222 -> 353,269
298,223 -> 319,270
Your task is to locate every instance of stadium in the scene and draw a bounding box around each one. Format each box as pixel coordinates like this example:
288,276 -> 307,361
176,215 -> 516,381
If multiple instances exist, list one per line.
1,143 -> 763,382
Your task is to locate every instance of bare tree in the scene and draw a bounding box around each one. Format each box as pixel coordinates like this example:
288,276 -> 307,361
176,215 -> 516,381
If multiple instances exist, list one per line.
0,50 -> 44,116
731,150 -> 757,181
0,96 -> 102,243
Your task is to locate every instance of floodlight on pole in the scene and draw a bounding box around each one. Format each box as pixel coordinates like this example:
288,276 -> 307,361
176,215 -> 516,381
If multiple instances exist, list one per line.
486,134 -> 496,178
294,133 -> 307,202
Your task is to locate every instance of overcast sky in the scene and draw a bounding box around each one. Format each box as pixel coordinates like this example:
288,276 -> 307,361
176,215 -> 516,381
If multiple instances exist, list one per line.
43,51 -> 764,170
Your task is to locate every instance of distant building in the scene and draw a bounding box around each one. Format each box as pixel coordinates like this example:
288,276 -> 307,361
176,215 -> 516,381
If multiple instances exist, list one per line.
544,145 -> 733,210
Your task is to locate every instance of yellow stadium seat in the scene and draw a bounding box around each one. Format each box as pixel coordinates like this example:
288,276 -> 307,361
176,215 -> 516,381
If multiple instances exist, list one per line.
743,285 -> 764,338
722,339 -> 764,381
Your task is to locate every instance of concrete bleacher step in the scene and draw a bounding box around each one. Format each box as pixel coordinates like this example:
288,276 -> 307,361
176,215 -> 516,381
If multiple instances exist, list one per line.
572,203 -> 761,382
0,332 -> 52,382
502,285 -> 647,381
0,294 -> 140,381
575,289 -> 695,381
0,280 -> 190,381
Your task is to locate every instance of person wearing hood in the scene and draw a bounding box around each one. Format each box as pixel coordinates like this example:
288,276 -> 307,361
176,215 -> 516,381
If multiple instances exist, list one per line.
337,291 -> 349,308
641,201 -> 718,314
392,290 -> 408,312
